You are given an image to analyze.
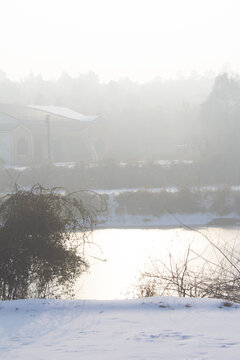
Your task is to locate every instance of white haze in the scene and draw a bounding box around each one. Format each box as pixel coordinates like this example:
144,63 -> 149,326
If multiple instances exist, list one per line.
0,0 -> 239,82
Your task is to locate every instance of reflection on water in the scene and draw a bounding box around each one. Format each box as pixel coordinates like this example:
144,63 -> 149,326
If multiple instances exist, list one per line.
75,227 -> 240,300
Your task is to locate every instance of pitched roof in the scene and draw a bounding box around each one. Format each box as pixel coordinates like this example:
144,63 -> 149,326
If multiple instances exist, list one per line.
28,105 -> 98,122
0,111 -> 20,131
0,104 -> 100,136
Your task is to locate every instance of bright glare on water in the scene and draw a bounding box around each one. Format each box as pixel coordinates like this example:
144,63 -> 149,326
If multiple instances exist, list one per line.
75,227 -> 240,300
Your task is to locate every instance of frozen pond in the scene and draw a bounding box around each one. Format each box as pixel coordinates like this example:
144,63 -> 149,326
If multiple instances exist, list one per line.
75,227 -> 240,300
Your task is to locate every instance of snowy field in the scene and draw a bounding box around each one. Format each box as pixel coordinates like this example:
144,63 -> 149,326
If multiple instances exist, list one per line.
1,297 -> 240,359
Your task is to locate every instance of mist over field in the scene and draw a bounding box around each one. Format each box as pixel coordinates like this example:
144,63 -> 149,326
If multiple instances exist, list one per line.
0,70 -> 239,160
0,70 -> 213,161
1,71 -> 240,190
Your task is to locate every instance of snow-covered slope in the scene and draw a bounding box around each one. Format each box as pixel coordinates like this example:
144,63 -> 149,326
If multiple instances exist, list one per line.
1,297 -> 240,359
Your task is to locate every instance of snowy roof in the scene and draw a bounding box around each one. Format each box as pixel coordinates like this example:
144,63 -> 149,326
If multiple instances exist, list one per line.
28,105 -> 99,122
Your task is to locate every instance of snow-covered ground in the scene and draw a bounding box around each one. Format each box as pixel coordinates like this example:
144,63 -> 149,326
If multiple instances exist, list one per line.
97,192 -> 240,228
1,297 -> 240,359
94,191 -> 240,228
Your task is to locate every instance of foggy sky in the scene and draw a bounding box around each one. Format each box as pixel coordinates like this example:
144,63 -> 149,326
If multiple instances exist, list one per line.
0,0 -> 239,82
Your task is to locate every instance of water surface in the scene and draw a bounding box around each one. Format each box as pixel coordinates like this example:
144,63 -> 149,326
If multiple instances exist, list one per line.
75,227 -> 240,299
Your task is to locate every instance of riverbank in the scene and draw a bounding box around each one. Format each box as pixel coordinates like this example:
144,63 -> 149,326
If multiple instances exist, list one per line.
97,212 -> 240,229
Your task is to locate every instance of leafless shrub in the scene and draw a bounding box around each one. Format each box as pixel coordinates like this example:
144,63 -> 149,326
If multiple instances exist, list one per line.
138,228 -> 240,303
0,184 -> 105,300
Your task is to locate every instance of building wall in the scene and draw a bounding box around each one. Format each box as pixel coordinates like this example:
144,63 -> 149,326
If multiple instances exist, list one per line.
1,121 -> 101,166
48,121 -> 97,162
12,126 -> 34,165
0,132 -> 12,165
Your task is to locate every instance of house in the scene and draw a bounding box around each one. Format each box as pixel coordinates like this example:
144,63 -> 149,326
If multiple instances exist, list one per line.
0,112 -> 33,165
0,104 -> 103,166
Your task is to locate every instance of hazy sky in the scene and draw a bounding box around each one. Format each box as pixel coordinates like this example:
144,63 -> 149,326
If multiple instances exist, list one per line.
0,0 -> 239,82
